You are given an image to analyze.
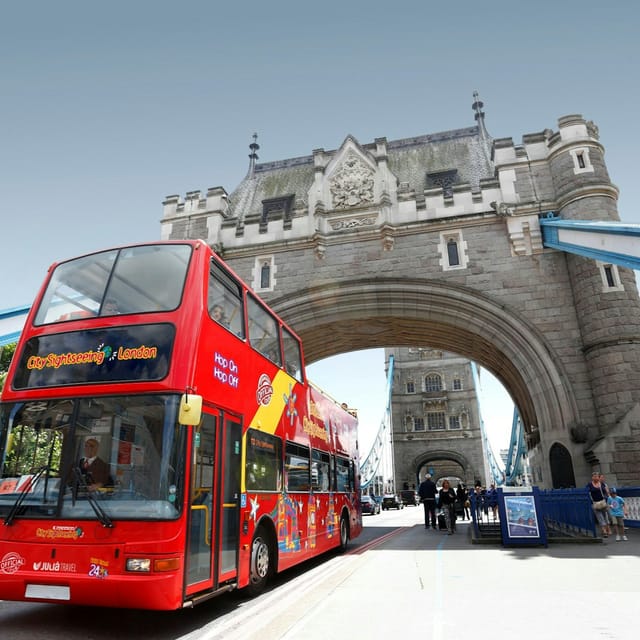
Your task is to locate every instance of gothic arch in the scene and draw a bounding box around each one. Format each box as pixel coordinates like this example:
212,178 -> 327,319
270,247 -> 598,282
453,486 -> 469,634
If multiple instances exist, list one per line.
269,277 -> 581,448
413,448 -> 474,484
549,442 -> 577,488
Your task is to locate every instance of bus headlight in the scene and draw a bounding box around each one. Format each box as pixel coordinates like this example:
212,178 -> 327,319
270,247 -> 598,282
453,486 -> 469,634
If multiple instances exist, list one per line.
125,557 -> 180,572
126,558 -> 151,572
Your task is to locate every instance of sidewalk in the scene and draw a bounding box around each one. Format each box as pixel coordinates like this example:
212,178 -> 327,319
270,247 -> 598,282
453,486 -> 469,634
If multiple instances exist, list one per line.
193,518 -> 640,640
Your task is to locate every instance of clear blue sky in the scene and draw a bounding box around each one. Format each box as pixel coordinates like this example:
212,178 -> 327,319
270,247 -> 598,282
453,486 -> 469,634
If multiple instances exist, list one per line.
2,1 -> 639,452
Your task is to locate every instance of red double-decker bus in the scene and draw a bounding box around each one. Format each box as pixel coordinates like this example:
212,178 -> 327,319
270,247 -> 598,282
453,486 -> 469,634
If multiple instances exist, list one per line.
0,240 -> 362,610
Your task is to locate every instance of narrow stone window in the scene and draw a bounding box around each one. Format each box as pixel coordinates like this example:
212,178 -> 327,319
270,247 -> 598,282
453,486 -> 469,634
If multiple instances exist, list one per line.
438,231 -> 468,271
260,262 -> 270,289
604,265 -> 615,287
252,255 -> 277,292
453,378 -> 462,391
449,415 -> 461,430
414,418 -> 425,431
447,239 -> 460,266
571,148 -> 593,174
406,380 -> 415,394
597,261 -> 623,292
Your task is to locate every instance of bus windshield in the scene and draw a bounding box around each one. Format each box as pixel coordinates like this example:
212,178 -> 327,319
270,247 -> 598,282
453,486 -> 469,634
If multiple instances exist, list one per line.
0,394 -> 185,523
34,243 -> 193,324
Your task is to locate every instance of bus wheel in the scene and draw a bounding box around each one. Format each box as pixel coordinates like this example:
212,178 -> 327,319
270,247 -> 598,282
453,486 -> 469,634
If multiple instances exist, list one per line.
247,527 -> 271,596
338,515 -> 349,551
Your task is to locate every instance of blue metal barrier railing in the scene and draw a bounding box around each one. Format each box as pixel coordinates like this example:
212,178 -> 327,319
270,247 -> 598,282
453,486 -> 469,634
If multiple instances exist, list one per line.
472,487 -> 640,542
539,488 -> 597,538
469,493 -> 501,539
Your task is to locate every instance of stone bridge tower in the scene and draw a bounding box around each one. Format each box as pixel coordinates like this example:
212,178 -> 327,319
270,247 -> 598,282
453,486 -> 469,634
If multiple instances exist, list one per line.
161,96 -> 640,488
386,347 -> 490,491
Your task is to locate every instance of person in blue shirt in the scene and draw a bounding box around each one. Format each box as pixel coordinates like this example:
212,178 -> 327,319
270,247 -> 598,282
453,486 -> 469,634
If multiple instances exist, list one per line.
607,487 -> 628,541
485,483 -> 499,521
418,473 -> 438,530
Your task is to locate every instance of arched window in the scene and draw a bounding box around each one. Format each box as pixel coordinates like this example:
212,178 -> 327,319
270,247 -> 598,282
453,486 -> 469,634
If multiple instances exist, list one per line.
424,373 -> 442,392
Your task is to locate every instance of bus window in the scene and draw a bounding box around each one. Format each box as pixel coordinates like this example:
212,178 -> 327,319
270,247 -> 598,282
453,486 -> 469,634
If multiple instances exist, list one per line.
245,429 -> 282,492
247,294 -> 281,365
282,327 -> 303,381
284,442 -> 310,492
311,449 -> 330,492
35,244 -> 193,324
208,260 -> 244,338
335,456 -> 353,492
0,395 -> 185,523
36,250 -> 109,323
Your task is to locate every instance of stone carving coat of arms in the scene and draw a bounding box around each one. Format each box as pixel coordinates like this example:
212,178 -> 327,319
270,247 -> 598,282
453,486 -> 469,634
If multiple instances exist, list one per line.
329,153 -> 375,209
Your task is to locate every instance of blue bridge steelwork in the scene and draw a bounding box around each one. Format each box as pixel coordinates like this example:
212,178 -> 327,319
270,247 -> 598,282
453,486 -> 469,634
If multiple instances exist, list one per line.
539,213 -> 640,271
359,355 -> 394,490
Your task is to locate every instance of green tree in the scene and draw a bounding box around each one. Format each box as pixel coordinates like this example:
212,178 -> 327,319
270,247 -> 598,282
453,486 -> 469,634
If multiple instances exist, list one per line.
0,342 -> 16,392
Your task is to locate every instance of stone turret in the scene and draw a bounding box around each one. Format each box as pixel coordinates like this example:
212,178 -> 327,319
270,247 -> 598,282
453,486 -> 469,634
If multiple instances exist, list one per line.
548,116 -> 640,481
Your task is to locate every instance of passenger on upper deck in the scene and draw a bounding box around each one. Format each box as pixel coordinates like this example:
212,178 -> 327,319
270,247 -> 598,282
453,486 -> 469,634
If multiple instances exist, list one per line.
102,298 -> 120,315
210,304 -> 229,327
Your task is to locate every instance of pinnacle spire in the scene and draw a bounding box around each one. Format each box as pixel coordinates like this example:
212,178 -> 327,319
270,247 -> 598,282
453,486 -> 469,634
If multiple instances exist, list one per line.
472,91 -> 489,141
247,132 -> 260,178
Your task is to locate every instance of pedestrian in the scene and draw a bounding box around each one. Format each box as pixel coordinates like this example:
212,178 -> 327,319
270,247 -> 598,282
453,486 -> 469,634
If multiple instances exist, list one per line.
471,484 -> 484,521
587,471 -> 611,537
438,479 -> 457,534
456,483 -> 469,520
599,473 -> 614,534
486,483 -> 499,521
418,473 -> 438,530
607,487 -> 628,541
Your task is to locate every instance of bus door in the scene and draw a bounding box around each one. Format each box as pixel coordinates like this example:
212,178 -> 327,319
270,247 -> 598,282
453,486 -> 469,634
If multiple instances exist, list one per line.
186,412 -> 216,592
185,410 -> 241,593
216,415 -> 241,583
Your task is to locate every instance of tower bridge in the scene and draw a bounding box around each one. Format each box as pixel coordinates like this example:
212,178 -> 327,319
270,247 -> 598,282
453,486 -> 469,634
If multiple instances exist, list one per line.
4,98 -> 640,489
160,98 -> 640,489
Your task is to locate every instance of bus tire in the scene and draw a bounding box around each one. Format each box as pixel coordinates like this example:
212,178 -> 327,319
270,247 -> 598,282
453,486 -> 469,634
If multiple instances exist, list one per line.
338,514 -> 349,552
246,526 -> 272,596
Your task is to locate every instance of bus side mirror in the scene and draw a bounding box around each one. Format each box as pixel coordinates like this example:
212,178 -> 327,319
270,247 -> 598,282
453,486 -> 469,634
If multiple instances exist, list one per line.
179,394 -> 203,425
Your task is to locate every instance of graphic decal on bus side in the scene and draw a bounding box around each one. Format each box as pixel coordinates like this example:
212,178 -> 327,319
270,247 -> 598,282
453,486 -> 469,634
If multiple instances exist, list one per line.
274,493 -> 300,552
88,558 -> 109,579
256,373 -> 273,405
1,552 -> 25,575
283,384 -> 298,424
248,370 -> 293,435
35,525 -> 84,540
33,561 -> 77,573
26,344 -> 158,370
213,351 -> 240,388
247,491 -> 338,552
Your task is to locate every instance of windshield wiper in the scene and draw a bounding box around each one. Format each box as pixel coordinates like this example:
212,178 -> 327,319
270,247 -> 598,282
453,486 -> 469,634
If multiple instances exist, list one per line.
4,465 -> 51,526
70,466 -> 114,528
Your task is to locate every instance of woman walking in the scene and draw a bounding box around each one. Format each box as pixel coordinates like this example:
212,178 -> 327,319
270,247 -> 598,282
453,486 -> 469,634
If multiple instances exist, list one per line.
439,479 -> 457,534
